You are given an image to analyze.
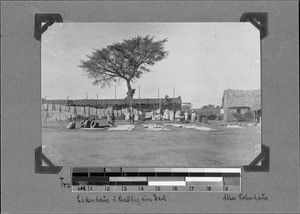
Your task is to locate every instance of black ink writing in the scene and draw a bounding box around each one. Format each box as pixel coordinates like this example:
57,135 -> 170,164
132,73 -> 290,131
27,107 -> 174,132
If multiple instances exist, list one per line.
76,194 -> 170,206
238,193 -> 270,201
223,194 -> 237,201
141,195 -> 153,202
223,193 -> 270,202
117,195 -> 140,206
153,194 -> 168,202
77,195 -> 110,203
60,177 -> 71,189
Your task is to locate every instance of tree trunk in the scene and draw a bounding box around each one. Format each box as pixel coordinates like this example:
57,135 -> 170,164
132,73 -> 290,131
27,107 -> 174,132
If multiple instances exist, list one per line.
126,81 -> 135,99
127,81 -> 132,91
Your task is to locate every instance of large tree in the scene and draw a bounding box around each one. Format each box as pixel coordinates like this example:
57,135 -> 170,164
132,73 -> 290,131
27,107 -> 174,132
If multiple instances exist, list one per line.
79,36 -> 168,99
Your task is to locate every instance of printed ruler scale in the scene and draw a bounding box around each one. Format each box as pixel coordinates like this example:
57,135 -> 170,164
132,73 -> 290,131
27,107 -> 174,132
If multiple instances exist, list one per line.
71,167 -> 241,192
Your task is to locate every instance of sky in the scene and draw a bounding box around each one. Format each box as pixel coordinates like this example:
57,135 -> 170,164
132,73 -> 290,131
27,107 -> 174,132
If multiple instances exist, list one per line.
41,22 -> 260,108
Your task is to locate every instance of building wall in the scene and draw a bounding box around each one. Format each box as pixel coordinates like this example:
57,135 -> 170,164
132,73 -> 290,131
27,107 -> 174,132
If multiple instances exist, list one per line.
225,107 -> 255,122
42,98 -> 182,111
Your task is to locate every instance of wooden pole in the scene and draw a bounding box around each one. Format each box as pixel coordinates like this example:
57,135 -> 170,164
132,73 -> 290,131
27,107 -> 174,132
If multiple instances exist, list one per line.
139,85 -> 141,113
96,94 -> 98,109
130,96 -> 132,125
173,87 -> 175,122
158,87 -> 161,110
173,87 -> 175,98
115,86 -> 116,100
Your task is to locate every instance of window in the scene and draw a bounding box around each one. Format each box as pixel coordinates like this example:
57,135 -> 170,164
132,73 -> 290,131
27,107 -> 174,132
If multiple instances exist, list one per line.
241,108 -> 247,114
237,109 -> 241,114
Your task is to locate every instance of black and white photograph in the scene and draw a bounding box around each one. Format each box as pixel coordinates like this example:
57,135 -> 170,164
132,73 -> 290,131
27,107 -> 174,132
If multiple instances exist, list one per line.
41,22 -> 261,167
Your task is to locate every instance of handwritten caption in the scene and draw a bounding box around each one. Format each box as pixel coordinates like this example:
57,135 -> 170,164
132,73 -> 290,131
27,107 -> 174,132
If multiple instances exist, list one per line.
60,177 -> 169,205
223,193 -> 270,202
76,194 -> 168,206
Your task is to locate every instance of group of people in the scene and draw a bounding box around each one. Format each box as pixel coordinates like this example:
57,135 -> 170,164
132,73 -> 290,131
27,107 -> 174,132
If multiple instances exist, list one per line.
80,117 -> 115,128
184,110 -> 197,123
80,109 -> 116,128
66,114 -> 116,129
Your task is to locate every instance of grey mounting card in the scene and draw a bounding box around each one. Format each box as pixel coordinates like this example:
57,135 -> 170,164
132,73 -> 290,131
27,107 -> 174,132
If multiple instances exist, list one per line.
1,1 -> 299,213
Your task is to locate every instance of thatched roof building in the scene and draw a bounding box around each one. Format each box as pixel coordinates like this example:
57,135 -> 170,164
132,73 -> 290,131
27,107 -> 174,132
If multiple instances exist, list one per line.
222,89 -> 261,122
222,89 -> 261,110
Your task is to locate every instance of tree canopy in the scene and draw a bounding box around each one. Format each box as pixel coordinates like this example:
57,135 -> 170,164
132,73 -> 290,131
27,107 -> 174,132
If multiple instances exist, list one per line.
79,35 -> 168,98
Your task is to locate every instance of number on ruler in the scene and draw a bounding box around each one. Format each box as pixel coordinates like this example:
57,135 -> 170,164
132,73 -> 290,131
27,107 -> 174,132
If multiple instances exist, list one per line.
189,186 -> 194,191
156,186 -> 161,191
206,186 -> 211,191
122,186 -> 127,191
77,186 -> 86,191
172,186 -> 177,191
139,186 -> 144,191
105,186 -> 110,191
224,186 -> 228,191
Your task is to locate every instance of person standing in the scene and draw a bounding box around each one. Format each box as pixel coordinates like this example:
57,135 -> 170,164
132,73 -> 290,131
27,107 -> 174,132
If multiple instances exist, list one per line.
130,107 -> 135,124
111,110 -> 115,124
164,108 -> 170,121
184,110 -> 189,122
191,111 -> 196,123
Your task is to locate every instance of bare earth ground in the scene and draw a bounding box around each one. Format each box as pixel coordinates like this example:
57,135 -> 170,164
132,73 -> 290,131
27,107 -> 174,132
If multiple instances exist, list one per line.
42,120 -> 261,167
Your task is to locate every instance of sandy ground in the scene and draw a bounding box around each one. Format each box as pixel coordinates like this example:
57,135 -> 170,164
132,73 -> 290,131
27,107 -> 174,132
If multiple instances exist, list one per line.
42,120 -> 261,167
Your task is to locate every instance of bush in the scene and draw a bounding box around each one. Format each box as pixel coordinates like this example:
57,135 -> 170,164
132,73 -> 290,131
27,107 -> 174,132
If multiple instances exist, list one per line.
207,114 -> 217,120
201,117 -> 208,123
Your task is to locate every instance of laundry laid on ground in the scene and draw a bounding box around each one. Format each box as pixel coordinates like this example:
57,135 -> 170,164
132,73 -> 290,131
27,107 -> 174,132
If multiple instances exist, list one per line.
81,127 -> 109,130
165,123 -> 183,128
163,123 -> 216,131
107,125 -> 135,131
193,126 -> 216,131
226,125 -> 244,128
142,124 -> 170,131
